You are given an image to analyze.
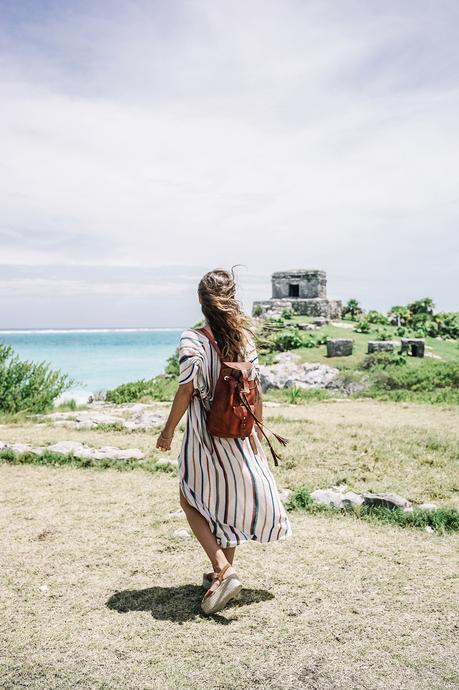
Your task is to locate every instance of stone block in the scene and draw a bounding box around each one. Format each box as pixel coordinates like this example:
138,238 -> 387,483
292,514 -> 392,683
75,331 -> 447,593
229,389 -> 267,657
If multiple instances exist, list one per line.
367,341 -> 397,354
326,339 -> 353,357
401,338 -> 425,357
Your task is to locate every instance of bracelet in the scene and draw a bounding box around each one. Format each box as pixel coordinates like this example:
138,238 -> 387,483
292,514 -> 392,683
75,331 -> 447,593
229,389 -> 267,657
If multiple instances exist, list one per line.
159,431 -> 174,440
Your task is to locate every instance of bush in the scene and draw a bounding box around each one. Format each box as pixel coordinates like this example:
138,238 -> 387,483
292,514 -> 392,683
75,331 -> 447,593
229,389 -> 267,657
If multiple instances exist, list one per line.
165,348 -> 180,377
268,331 -> 304,352
354,319 -> 371,333
0,344 -> 73,414
370,360 -> 459,392
361,352 -> 407,370
252,304 -> 263,317
366,310 -> 390,325
106,374 -> 177,403
281,308 -> 294,320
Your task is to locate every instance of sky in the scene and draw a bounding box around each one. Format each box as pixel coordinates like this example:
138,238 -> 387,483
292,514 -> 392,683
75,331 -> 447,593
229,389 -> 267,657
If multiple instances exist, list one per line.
1,0 -> 458,328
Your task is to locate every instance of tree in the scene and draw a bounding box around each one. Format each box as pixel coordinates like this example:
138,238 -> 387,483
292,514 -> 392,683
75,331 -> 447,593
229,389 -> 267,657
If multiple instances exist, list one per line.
407,298 -> 435,316
343,298 -> 363,320
388,305 -> 411,327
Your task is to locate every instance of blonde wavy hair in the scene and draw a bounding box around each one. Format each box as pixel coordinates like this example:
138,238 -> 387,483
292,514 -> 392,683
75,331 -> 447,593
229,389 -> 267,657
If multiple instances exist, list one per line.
198,267 -> 254,361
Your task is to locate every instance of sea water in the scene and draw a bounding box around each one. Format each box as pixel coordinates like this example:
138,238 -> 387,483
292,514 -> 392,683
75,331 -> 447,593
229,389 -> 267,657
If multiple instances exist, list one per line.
0,328 -> 183,403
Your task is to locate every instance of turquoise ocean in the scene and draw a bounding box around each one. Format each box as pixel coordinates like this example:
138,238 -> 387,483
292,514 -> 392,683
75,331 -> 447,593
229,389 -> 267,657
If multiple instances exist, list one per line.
0,328 -> 183,403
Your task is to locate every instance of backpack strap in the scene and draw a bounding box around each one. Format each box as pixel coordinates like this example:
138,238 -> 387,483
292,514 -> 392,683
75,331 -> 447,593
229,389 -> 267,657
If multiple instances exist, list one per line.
238,389 -> 288,467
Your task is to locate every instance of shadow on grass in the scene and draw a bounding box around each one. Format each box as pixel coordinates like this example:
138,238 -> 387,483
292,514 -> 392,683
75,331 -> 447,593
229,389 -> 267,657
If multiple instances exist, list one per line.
106,584 -> 274,623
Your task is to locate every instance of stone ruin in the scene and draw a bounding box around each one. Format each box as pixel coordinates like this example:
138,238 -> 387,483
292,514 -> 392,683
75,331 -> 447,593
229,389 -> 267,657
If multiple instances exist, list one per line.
253,269 -> 342,320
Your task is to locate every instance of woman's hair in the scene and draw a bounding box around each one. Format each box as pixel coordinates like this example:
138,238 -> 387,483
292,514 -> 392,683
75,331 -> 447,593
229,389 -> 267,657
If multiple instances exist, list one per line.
198,267 -> 254,361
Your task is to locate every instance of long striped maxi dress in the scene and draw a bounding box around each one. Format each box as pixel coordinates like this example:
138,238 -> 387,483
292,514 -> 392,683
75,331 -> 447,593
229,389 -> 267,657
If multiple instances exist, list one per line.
177,328 -> 293,548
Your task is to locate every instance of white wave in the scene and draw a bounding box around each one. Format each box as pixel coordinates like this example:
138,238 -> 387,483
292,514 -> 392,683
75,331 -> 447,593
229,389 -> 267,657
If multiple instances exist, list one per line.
0,327 -> 184,335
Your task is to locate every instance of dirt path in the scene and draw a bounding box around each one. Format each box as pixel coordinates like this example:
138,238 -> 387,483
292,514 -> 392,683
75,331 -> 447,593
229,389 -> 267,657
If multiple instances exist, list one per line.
1,463 -> 458,690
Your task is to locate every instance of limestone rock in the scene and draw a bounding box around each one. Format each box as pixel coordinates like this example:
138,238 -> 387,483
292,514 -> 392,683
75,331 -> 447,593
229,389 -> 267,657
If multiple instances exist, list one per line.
155,457 -> 179,467
278,488 -> 292,503
311,489 -> 345,509
123,411 -> 165,431
362,492 -> 411,510
341,491 -> 364,508
367,341 -> 398,354
326,339 -> 353,357
418,502 -> 438,511
259,354 -> 340,392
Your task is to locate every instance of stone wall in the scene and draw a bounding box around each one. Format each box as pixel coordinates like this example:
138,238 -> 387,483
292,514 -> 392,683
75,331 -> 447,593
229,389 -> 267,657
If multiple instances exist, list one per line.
271,270 -> 327,299
291,298 -> 342,319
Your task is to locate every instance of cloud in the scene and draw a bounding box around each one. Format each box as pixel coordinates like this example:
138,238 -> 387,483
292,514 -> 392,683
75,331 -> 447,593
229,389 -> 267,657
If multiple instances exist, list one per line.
0,0 -> 458,326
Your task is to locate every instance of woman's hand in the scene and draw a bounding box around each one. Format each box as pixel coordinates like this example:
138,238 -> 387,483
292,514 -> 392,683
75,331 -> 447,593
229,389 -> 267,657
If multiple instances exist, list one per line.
156,430 -> 174,451
155,381 -> 194,453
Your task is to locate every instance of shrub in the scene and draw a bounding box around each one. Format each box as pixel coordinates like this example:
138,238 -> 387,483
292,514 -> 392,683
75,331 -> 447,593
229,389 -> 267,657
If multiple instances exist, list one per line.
165,348 -> 180,377
354,319 -> 371,333
106,374 -> 177,403
0,344 -> 73,414
361,352 -> 407,370
281,308 -> 294,320
252,304 -> 263,317
366,310 -> 390,325
268,331 -> 304,352
370,360 -> 459,392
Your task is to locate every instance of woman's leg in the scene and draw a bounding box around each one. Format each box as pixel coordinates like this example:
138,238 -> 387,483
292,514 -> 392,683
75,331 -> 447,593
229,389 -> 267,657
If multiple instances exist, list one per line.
223,547 -> 236,565
179,488 -> 235,575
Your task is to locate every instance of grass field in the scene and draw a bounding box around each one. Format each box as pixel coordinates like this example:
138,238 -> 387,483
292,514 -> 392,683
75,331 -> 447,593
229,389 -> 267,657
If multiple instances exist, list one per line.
1,399 -> 459,689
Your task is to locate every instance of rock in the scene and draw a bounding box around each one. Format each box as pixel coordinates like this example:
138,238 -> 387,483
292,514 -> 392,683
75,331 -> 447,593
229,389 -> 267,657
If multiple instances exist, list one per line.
424,526 -> 434,533
341,491 -> 364,508
418,502 -> 438,511
401,338 -> 425,358
10,443 -> 34,454
259,354 -> 340,392
362,492 -> 411,510
285,363 -> 340,390
296,323 -> 317,331
124,411 -> 165,431
278,488 -> 292,503
311,489 -> 345,509
326,339 -> 353,357
367,341 -> 397,354
156,457 -> 179,467
44,441 -> 144,460
45,402 -> 166,431
174,528 -> 191,540
330,321 -> 354,330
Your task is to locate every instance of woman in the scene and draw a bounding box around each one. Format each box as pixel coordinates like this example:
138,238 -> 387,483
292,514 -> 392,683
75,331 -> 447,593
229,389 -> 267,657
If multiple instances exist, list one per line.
156,268 -> 292,615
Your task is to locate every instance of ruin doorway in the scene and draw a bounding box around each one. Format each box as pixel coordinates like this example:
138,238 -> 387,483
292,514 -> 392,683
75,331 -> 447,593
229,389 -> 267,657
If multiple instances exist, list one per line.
289,283 -> 300,297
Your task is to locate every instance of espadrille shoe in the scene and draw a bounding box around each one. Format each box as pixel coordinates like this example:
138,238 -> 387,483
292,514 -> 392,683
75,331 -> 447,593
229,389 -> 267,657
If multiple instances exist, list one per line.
201,563 -> 242,615
202,571 -> 216,591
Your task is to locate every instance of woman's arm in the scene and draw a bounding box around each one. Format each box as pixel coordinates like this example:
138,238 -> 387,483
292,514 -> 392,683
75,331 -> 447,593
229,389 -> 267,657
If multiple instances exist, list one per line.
156,380 -> 194,451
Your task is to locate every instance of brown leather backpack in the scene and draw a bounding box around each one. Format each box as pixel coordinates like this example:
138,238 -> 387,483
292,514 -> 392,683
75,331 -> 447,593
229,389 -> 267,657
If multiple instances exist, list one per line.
193,326 -> 288,466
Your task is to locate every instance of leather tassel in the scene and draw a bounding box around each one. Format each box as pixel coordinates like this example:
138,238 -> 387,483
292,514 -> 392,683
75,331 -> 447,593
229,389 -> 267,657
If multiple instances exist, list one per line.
272,432 -> 289,446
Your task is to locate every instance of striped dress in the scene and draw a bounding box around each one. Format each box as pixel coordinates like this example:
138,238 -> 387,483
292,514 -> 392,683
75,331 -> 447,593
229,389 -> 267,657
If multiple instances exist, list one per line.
177,327 -> 293,548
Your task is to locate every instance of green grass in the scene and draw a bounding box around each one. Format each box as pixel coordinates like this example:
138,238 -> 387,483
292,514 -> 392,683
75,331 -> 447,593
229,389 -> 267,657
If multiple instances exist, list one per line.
285,484 -> 459,534
259,317 -> 459,369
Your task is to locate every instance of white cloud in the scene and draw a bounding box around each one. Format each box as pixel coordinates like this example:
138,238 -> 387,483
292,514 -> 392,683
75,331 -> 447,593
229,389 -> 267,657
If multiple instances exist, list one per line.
0,0 -> 458,326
